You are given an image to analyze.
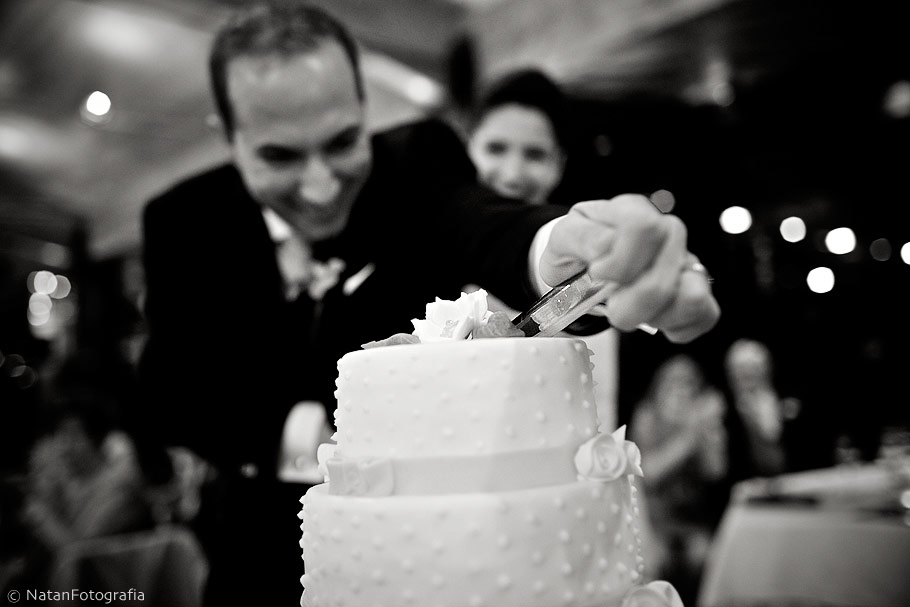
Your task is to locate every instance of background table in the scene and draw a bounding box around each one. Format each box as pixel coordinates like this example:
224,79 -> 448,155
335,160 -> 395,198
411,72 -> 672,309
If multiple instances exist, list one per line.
698,459 -> 910,607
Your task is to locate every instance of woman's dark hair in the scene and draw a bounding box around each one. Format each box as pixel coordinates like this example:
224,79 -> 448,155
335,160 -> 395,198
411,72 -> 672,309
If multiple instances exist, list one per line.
209,2 -> 364,140
471,69 -> 572,151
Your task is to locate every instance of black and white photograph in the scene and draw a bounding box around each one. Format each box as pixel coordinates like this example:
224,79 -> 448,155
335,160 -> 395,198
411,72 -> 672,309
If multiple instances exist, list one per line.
2,1 -> 908,606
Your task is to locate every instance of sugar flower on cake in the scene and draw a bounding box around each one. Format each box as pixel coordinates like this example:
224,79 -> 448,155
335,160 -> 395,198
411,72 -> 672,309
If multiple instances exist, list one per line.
574,425 -> 644,481
621,581 -> 685,607
410,289 -> 493,341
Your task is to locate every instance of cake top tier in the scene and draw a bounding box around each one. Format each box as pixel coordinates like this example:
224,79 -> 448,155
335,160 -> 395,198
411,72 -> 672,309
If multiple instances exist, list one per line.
333,337 -> 601,459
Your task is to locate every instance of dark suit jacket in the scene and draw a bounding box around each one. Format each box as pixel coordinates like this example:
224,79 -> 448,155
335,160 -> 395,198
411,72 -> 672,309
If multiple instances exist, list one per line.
138,119 -> 567,478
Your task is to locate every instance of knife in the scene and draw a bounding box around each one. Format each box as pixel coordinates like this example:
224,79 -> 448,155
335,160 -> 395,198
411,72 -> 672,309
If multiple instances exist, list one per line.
511,270 -> 658,337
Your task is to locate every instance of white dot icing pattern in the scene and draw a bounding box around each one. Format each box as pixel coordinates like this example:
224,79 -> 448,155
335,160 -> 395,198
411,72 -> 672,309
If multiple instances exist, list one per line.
301,478 -> 641,607
302,337 -> 645,607
333,338 -> 598,458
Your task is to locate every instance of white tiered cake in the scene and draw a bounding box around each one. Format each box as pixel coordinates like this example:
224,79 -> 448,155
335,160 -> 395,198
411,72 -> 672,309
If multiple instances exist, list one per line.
300,291 -> 681,607
300,329 -> 656,607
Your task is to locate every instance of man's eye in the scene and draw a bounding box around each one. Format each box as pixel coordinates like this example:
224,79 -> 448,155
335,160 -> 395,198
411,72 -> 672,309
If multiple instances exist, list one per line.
259,147 -> 301,163
324,130 -> 359,154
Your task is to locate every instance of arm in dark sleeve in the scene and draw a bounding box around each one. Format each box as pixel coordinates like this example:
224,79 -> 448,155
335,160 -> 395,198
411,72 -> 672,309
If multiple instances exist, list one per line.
137,180 -> 296,476
383,119 -> 564,308
390,119 -> 608,334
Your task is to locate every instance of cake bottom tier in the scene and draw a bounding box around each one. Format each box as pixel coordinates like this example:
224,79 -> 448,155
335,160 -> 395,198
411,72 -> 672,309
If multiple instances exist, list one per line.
300,478 -> 645,607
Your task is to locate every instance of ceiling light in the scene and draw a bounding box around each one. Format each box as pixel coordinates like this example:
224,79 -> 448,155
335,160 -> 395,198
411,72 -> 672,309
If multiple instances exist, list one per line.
85,91 -> 111,116
719,206 -> 752,234
824,227 -> 856,255
807,267 -> 835,294
780,217 -> 806,242
869,238 -> 891,261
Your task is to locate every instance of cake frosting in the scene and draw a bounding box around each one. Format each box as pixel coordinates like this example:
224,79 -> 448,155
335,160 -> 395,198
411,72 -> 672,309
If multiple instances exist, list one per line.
299,292 -> 667,607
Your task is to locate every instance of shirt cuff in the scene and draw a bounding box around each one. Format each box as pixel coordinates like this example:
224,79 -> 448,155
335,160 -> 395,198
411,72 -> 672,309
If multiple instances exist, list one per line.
527,215 -> 610,320
527,216 -> 562,297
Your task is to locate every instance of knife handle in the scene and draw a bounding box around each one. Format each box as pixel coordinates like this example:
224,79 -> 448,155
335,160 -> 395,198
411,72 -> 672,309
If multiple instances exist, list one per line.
512,271 -> 658,337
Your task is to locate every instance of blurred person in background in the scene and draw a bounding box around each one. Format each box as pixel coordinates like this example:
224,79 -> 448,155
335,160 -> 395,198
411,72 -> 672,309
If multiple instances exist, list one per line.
723,338 -> 800,479
631,354 -> 729,604
136,2 -> 719,604
464,68 -> 620,428
8,349 -> 159,592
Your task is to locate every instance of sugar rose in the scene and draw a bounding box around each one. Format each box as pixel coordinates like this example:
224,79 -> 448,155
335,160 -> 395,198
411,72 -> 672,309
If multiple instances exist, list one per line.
411,290 -> 492,342
621,581 -> 685,607
574,432 -> 628,481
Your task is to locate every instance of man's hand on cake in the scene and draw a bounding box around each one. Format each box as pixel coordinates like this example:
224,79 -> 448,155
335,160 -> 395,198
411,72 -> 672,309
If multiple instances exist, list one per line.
539,194 -> 720,343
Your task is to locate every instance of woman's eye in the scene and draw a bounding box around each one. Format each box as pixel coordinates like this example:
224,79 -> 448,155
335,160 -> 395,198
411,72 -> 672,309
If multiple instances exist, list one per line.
485,141 -> 507,155
524,147 -> 547,162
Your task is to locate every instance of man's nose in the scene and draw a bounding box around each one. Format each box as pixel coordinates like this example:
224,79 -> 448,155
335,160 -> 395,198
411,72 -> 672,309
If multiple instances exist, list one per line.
299,154 -> 340,205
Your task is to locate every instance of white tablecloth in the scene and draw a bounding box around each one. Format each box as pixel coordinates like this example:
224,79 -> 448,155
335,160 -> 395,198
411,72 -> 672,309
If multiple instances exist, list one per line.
698,462 -> 910,607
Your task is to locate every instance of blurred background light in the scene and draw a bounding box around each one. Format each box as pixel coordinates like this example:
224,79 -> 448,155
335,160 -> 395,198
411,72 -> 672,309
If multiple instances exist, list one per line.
0,122 -> 29,158
883,80 -> 910,119
869,238 -> 892,261
50,275 -> 72,299
710,81 -> 735,107
28,293 -> 52,316
85,91 -> 112,117
403,74 -> 443,106
824,227 -> 856,255
901,242 -> 910,265
32,270 -> 58,295
719,206 -> 752,234
807,267 -> 835,293
780,216 -> 807,242
649,189 -> 676,213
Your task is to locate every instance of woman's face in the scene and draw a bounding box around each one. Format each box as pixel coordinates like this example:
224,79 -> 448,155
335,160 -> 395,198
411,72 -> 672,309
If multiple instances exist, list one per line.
468,104 -> 566,204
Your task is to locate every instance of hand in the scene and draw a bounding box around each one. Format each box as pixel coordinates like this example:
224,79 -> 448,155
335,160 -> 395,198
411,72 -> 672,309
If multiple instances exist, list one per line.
539,195 -> 720,343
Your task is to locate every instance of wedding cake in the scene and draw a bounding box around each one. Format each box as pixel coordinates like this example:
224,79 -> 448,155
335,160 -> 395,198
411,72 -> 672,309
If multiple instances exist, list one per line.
299,291 -> 680,607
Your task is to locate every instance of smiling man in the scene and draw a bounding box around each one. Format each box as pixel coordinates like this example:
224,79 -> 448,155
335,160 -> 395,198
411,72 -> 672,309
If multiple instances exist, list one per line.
137,3 -> 718,605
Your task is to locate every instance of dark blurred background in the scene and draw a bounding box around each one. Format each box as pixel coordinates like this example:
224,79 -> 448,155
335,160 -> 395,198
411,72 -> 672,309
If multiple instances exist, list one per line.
2,0 -> 908,464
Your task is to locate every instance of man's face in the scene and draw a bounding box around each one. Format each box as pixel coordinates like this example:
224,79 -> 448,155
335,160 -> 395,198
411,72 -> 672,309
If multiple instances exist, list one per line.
227,41 -> 372,242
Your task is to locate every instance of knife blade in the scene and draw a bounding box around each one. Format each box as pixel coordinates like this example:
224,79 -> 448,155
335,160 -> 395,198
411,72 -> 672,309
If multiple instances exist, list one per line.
511,270 -> 657,337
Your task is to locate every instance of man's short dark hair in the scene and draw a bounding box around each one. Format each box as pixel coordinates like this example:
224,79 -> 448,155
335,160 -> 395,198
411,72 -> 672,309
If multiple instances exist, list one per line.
209,2 -> 364,140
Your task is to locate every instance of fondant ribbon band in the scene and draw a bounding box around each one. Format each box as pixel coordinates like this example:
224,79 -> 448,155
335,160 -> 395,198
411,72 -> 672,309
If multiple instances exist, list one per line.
325,445 -> 578,497
321,426 -> 643,497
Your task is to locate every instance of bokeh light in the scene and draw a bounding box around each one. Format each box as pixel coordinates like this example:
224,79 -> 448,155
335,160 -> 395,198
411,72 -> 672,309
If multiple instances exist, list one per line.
807,267 -> 835,293
28,293 -> 52,316
649,189 -> 676,213
869,238 -> 892,261
719,206 -> 752,234
780,216 -> 806,243
901,242 -> 910,265
85,91 -> 112,116
50,274 -> 72,299
32,270 -> 58,295
824,227 -> 856,255
883,80 -> 910,119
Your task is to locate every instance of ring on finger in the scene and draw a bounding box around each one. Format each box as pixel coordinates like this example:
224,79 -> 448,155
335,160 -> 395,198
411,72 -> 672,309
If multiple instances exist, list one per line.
684,261 -> 714,283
